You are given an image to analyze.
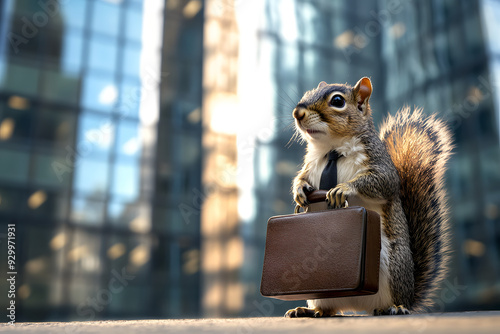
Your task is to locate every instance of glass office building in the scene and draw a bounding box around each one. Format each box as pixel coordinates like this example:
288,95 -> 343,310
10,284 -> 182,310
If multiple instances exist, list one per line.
0,0 -> 203,320
0,0 -> 499,321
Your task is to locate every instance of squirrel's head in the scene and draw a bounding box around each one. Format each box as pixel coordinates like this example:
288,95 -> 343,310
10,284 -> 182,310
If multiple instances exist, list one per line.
293,77 -> 373,148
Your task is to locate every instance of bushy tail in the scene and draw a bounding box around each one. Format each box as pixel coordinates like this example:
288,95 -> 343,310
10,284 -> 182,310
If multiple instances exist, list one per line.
380,107 -> 453,312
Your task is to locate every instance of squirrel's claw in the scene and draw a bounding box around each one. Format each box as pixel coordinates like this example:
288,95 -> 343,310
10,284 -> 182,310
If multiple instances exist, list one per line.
373,305 -> 410,316
285,307 -> 325,318
326,183 -> 350,208
293,181 -> 314,208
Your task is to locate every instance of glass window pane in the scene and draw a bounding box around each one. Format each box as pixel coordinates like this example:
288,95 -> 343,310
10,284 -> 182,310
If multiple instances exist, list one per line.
0,99 -> 34,142
483,0 -> 500,54
73,158 -> 110,197
34,108 -> 76,148
125,4 -> 143,41
61,28 -> 84,75
71,195 -> 106,225
18,281 -> 52,313
0,187 -> 25,214
123,42 -> 141,78
123,236 -> 152,278
76,112 -> 115,159
108,200 -> 131,224
106,234 -> 129,266
493,61 -> 500,113
88,35 -> 118,73
60,1 -> 88,29
108,201 -> 148,231
153,206 -> 199,234
0,148 -> 29,184
118,77 -> 141,117
23,227 -> 59,279
111,159 -> 140,200
67,229 -> 102,274
116,120 -> 141,158
40,68 -> 80,105
32,153 -> 71,188
91,0 -> 121,37
81,73 -> 118,112
480,145 -> 500,192
0,62 -> 40,96
25,188 -> 69,220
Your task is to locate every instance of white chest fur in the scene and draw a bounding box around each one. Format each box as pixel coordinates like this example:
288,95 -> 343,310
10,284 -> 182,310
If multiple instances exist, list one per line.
303,137 -> 392,313
306,137 -> 368,189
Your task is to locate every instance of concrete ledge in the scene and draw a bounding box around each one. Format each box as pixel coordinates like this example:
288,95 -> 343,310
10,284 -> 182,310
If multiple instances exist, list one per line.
3,311 -> 500,333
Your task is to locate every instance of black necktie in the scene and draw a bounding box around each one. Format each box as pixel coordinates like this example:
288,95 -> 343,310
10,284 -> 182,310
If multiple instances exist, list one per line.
319,150 -> 341,190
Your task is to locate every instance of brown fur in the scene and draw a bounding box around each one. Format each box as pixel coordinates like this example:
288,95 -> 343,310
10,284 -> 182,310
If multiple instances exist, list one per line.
380,107 -> 453,312
295,81 -> 373,139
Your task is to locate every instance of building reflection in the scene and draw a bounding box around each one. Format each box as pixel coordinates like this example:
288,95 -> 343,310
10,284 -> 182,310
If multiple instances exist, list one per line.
0,0 -> 177,320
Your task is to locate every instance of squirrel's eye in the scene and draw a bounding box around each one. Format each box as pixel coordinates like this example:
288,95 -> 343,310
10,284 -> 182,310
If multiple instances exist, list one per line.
330,94 -> 345,109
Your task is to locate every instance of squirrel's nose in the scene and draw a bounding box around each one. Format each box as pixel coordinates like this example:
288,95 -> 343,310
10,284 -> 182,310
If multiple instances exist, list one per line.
293,107 -> 307,121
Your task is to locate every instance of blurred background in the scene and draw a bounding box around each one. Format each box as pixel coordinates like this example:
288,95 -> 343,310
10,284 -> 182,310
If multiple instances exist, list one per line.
0,0 -> 499,321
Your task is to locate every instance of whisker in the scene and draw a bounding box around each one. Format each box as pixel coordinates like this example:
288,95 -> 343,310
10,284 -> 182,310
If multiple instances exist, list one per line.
275,90 -> 295,110
271,115 -> 295,123
284,122 -> 295,130
276,102 -> 294,111
280,88 -> 298,107
285,130 -> 298,148
289,86 -> 302,101
275,116 -> 296,130
285,123 -> 306,148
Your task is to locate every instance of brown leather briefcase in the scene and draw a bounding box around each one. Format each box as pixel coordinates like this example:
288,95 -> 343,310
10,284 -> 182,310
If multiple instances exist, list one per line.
260,190 -> 381,301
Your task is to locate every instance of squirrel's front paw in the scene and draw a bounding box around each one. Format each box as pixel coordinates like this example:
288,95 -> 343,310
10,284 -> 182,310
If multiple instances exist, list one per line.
326,183 -> 352,209
293,181 -> 314,207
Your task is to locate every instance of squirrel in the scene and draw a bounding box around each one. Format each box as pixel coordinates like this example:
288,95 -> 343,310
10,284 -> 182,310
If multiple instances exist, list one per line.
285,77 -> 452,317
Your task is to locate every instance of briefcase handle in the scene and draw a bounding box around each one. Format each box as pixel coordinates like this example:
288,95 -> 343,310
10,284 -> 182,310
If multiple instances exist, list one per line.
294,190 -> 349,213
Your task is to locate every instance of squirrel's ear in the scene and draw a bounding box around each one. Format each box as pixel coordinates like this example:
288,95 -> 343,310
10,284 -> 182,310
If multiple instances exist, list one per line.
317,81 -> 328,89
353,77 -> 372,114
